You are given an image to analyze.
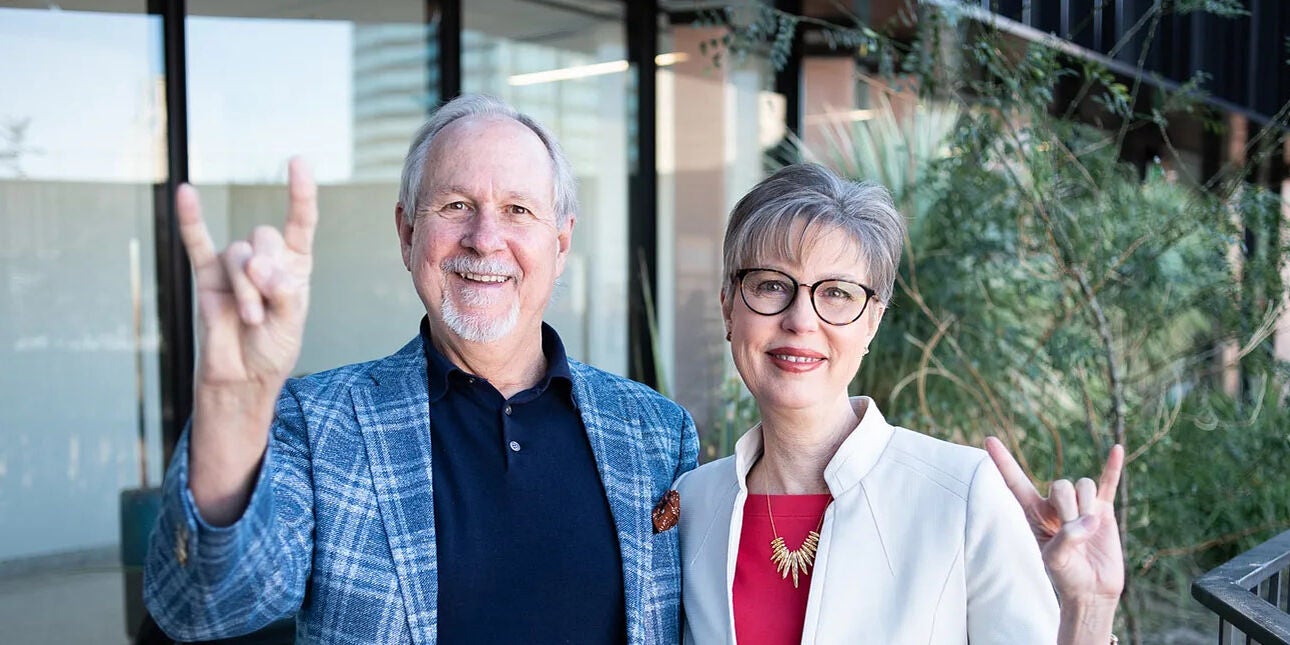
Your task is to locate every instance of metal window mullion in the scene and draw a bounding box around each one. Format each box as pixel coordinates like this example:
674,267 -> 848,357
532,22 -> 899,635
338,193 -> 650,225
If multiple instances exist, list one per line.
153,0 -> 193,467
626,0 -> 659,388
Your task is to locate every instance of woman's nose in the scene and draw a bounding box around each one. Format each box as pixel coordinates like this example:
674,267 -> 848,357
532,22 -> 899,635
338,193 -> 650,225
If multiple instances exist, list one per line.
779,286 -> 820,333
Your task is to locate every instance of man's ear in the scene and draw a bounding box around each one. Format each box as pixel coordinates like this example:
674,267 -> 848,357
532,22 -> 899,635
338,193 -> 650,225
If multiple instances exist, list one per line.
395,204 -> 413,271
553,216 -> 576,276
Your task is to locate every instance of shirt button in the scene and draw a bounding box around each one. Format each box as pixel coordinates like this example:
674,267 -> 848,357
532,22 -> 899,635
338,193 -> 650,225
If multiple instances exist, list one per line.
509,440 -> 522,452
467,377 -> 476,384
504,405 -> 512,415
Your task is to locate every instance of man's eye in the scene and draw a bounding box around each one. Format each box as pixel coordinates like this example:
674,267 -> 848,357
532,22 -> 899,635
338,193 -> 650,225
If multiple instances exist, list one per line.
509,205 -> 531,216
445,201 -> 468,210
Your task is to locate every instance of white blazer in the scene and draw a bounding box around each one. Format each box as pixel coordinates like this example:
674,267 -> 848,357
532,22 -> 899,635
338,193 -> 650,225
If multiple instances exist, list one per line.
674,398 -> 1059,644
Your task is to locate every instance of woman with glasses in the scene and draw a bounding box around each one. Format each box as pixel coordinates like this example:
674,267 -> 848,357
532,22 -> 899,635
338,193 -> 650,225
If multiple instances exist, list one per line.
674,163 -> 1122,644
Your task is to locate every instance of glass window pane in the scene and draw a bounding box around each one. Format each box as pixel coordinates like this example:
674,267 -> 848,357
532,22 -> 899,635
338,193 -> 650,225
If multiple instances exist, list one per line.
463,0 -> 630,375
186,2 -> 438,374
658,19 -> 781,437
0,0 -> 164,618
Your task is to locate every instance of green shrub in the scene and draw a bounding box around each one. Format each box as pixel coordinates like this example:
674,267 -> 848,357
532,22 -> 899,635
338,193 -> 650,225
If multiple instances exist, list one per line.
701,2 -> 1290,640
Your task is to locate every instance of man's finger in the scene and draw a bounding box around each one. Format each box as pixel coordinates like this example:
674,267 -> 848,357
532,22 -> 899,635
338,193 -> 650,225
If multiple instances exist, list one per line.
985,436 -> 1043,509
177,184 -> 217,268
1097,444 -> 1125,504
283,158 -> 318,255
222,241 -> 265,325
246,226 -> 286,300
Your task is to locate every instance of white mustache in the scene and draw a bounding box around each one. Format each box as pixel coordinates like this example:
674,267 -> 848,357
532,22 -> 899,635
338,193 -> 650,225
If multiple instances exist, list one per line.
441,256 -> 519,280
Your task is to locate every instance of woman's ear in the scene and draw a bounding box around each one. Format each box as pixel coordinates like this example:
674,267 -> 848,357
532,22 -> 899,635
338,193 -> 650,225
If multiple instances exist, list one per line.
720,288 -> 733,340
863,301 -> 887,340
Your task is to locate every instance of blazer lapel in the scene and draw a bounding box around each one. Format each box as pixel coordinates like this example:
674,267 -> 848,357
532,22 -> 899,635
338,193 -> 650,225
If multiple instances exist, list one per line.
355,338 -> 438,645
570,365 -> 651,645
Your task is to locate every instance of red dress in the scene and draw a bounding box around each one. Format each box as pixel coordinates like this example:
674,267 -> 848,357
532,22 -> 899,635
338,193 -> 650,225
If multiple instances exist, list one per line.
733,494 -> 833,645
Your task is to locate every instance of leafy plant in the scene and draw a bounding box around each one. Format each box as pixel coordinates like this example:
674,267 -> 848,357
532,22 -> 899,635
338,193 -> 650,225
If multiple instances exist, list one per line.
697,1 -> 1290,642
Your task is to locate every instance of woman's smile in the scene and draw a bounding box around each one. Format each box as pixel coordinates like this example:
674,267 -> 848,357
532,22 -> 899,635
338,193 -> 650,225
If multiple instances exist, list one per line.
766,346 -> 827,372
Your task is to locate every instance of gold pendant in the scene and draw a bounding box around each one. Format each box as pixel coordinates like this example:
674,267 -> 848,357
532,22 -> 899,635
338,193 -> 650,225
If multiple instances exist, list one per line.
769,529 -> 820,588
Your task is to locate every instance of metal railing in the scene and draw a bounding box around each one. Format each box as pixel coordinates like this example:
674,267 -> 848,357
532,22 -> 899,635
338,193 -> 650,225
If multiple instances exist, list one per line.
1192,529 -> 1290,644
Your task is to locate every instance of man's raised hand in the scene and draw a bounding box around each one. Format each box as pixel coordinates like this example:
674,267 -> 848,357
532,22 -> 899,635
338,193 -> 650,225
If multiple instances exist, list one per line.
179,158 -> 317,389
181,158 -> 318,525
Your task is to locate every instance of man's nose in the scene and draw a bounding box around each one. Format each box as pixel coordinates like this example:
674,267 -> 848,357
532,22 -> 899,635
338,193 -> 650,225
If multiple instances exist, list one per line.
461,208 -> 506,254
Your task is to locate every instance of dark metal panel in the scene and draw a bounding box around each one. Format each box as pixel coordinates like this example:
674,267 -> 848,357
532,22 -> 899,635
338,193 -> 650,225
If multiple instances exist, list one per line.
151,0 -> 194,467
994,0 -> 1024,23
627,0 -> 659,388
432,0 -> 461,103
775,0 -> 803,139
1032,0 -> 1062,35
1066,0 -> 1096,49
974,0 -> 1289,124
1247,0 -> 1260,113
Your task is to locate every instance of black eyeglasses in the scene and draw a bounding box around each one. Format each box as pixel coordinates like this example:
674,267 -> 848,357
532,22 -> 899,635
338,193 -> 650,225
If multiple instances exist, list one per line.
735,268 -> 877,326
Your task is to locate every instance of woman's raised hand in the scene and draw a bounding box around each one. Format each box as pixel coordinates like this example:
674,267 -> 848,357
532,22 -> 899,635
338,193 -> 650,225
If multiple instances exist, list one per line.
986,437 -> 1125,604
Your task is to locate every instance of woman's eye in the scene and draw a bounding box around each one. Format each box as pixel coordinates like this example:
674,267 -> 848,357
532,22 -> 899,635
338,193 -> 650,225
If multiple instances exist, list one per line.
822,287 -> 854,300
758,280 -> 789,293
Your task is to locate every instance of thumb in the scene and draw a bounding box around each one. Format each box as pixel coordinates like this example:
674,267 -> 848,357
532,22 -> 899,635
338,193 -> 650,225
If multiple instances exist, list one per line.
1044,513 -> 1101,571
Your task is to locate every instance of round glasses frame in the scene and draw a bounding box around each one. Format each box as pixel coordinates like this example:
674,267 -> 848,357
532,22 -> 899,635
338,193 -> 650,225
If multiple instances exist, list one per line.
734,268 -> 877,326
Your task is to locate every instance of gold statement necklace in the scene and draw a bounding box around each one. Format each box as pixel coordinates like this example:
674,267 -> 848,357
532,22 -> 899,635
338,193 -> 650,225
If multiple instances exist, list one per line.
767,495 -> 826,589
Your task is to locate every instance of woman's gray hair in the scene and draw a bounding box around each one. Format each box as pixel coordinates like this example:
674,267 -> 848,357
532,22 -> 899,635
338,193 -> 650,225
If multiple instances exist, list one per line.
722,163 -> 906,305
398,94 -> 579,226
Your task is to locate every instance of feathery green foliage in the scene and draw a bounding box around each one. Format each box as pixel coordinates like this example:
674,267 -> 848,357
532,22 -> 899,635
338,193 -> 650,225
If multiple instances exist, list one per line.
698,1 -> 1290,640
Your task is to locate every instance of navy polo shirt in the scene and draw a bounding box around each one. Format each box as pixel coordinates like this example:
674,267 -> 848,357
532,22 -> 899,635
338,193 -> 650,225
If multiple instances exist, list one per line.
422,319 -> 627,644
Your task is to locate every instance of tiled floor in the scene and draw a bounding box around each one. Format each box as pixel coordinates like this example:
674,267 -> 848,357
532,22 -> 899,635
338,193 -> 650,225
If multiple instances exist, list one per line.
0,563 -> 131,645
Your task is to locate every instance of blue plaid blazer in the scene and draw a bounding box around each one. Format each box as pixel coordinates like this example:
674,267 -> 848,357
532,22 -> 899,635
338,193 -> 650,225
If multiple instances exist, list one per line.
144,335 -> 699,644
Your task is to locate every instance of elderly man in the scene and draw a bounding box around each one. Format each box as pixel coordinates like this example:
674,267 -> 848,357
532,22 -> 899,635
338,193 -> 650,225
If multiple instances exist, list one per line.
144,94 -> 698,644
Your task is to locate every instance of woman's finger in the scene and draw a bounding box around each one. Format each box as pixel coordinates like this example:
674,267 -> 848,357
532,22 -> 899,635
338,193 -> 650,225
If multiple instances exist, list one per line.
1043,512 -> 1100,571
1050,479 -> 1079,524
1097,444 -> 1125,505
985,436 -> 1043,510
1076,477 -> 1098,517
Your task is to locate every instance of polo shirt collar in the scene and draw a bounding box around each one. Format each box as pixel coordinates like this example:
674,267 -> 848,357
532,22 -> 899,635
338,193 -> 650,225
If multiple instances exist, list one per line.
419,316 -> 573,402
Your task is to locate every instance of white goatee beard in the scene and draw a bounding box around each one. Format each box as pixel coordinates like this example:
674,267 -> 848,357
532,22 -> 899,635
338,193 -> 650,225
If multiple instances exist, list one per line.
441,292 -> 520,342
439,256 -> 522,342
